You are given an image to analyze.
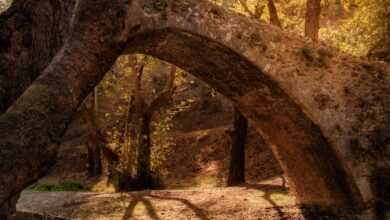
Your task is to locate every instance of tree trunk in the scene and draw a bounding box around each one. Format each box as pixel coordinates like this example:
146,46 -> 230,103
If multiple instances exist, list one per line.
0,0 -> 76,113
387,10 -> 390,39
267,0 -> 282,28
366,10 -> 390,62
86,142 -> 102,176
136,113 -> 153,185
227,108 -> 248,186
305,0 -> 321,42
254,5 -> 265,20
84,94 -> 102,176
84,87 -> 118,176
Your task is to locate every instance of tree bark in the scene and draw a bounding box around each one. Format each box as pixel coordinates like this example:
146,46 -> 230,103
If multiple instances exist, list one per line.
0,0 -> 76,112
86,142 -> 102,176
366,10 -> 390,62
227,108 -> 248,186
84,94 -> 102,176
267,0 -> 282,28
136,112 -> 153,185
305,0 -> 321,42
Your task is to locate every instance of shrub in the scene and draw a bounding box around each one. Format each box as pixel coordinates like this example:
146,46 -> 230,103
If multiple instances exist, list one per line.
28,182 -> 88,192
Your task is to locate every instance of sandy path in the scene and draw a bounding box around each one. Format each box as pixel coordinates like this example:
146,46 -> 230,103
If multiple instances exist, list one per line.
14,184 -> 303,220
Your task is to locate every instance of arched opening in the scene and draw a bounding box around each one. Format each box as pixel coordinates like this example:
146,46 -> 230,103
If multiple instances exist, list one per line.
15,54 -> 295,218
122,28 -> 362,212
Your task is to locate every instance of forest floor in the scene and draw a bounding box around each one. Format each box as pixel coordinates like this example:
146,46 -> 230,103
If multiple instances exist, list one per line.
12,127 -> 300,220
12,97 -> 300,219
15,178 -> 303,220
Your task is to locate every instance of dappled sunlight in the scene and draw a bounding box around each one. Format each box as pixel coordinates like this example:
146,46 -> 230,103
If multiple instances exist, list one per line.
16,186 -> 303,220
90,179 -> 116,193
165,175 -> 219,189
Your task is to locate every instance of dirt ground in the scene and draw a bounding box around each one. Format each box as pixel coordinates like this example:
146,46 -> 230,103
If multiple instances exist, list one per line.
15,180 -> 303,220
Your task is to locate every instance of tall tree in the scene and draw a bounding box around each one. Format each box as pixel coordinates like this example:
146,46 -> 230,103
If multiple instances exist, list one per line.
227,108 -> 248,186
305,0 -> 321,42
83,86 -> 118,176
267,0 -> 282,28
122,57 -> 177,189
136,65 -> 176,187
84,90 -> 103,176
366,9 -> 390,61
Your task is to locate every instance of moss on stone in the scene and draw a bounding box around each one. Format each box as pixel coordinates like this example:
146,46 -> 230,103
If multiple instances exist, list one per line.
12,84 -> 57,119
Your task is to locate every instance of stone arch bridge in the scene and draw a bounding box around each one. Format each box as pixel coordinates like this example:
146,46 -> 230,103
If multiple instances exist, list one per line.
0,0 -> 389,218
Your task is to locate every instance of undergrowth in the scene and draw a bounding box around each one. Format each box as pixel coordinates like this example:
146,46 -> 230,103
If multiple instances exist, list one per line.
27,182 -> 88,192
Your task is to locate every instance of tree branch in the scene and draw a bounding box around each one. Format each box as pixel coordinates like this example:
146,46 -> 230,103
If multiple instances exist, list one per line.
238,0 -> 255,17
146,65 -> 177,116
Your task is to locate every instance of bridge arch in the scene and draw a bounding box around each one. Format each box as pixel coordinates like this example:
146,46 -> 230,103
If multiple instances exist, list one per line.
124,28 -> 361,213
119,0 -> 372,212
1,0 -> 388,218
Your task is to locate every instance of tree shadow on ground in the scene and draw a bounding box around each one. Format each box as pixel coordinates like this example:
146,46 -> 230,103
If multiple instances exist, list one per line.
122,192 -> 159,220
243,183 -> 289,219
244,183 -> 346,219
148,194 -> 209,220
122,191 -> 209,220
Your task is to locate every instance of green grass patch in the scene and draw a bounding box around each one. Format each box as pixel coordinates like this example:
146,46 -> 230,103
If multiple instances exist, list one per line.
28,182 -> 89,192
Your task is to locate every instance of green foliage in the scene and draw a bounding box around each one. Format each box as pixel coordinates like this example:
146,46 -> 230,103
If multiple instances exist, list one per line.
320,0 -> 389,57
111,167 -> 137,191
275,0 -> 306,34
98,54 -> 195,191
301,45 -> 314,61
28,182 -> 88,192
111,156 -> 165,191
150,116 -> 173,182
301,46 -> 333,67
211,0 -> 387,57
